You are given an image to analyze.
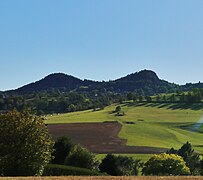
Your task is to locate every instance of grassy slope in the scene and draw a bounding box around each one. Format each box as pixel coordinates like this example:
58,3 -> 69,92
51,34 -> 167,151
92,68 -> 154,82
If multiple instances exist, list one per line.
46,102 -> 203,153
46,108 -> 113,123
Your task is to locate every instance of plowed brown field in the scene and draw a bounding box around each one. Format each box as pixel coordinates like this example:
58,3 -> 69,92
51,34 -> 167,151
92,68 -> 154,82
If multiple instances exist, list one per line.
48,122 -> 167,154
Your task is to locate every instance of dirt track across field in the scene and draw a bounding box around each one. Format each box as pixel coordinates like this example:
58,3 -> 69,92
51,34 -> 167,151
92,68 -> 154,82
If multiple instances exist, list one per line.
48,122 -> 167,154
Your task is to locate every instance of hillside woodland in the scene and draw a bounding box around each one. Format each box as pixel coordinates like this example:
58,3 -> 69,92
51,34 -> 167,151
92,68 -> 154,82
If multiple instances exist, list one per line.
0,70 -> 202,114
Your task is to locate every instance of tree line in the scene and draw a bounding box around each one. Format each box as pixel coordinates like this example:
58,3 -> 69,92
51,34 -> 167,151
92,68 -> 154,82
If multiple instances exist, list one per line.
0,88 -> 202,115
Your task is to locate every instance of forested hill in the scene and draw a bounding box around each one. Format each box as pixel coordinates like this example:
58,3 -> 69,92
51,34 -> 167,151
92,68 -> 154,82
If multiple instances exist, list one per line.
14,73 -> 84,93
1,70 -> 203,114
109,70 -> 176,94
6,70 -> 179,95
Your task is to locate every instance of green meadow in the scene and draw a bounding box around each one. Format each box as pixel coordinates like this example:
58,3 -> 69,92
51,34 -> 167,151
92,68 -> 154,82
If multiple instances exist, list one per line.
95,154 -> 153,162
46,102 -> 203,154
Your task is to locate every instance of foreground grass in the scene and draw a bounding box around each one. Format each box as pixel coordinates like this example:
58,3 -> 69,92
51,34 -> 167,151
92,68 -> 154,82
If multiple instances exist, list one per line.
46,102 -> 203,153
1,176 -> 202,180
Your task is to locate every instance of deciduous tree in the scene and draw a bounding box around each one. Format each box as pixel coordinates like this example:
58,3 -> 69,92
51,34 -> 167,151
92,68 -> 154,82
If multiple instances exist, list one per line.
0,109 -> 54,176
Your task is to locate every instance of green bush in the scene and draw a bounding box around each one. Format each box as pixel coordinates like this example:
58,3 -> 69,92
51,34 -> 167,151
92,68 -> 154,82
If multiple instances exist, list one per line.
142,153 -> 190,175
99,154 -> 141,176
167,142 -> 201,175
64,145 -> 99,170
52,136 -> 74,165
43,164 -> 102,176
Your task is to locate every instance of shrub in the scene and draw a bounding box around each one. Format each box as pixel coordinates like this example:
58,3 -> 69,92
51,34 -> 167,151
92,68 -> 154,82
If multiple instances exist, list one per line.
142,153 -> 190,175
64,145 -> 99,170
99,154 -> 141,176
52,136 -> 74,164
114,106 -> 125,116
99,154 -> 117,175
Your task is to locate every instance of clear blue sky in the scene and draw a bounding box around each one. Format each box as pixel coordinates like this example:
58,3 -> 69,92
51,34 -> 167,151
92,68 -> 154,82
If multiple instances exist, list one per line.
0,0 -> 203,91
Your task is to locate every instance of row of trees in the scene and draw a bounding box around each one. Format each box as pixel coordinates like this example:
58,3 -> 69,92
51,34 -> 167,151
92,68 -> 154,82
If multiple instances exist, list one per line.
0,88 -> 202,115
154,89 -> 203,103
0,91 -> 120,115
126,88 -> 203,103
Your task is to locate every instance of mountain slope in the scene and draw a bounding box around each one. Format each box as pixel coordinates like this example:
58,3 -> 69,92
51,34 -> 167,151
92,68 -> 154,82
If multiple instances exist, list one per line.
115,70 -> 160,82
7,70 -> 179,95
108,70 -> 177,94
15,73 -> 83,93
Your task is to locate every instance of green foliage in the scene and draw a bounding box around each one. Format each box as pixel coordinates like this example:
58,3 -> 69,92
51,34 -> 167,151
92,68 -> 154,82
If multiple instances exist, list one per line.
145,96 -> 152,102
99,154 -> 141,176
52,137 -> 74,165
99,154 -> 117,175
114,105 -> 125,116
178,141 -> 194,160
153,88 -> 203,103
115,105 -> 121,113
67,104 -> 76,112
43,164 -> 102,176
127,93 -> 134,100
0,109 -> 54,176
96,154 -> 152,163
167,147 -> 178,154
200,160 -> 203,175
64,145 -> 99,171
167,142 -> 201,175
51,136 -> 99,171
142,153 -> 190,175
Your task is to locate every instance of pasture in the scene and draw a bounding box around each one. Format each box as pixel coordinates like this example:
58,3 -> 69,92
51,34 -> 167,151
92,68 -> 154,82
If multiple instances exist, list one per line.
46,102 -> 203,154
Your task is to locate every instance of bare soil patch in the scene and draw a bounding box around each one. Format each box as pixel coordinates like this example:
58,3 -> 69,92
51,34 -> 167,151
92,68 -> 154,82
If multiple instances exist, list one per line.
48,122 -> 166,154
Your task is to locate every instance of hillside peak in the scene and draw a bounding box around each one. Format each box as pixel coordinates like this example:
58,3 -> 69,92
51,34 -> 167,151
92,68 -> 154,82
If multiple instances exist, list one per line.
43,73 -> 81,81
116,69 -> 159,82
137,69 -> 159,80
9,69 -> 172,94
15,73 -> 83,93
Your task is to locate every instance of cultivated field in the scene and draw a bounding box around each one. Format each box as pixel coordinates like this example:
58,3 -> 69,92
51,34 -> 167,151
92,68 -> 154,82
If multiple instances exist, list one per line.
48,122 -> 166,154
46,102 -> 203,155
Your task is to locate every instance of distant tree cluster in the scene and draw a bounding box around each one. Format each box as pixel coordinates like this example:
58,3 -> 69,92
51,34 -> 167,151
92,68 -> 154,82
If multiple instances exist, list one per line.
154,89 -> 203,103
114,106 -> 125,116
0,91 -> 123,115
